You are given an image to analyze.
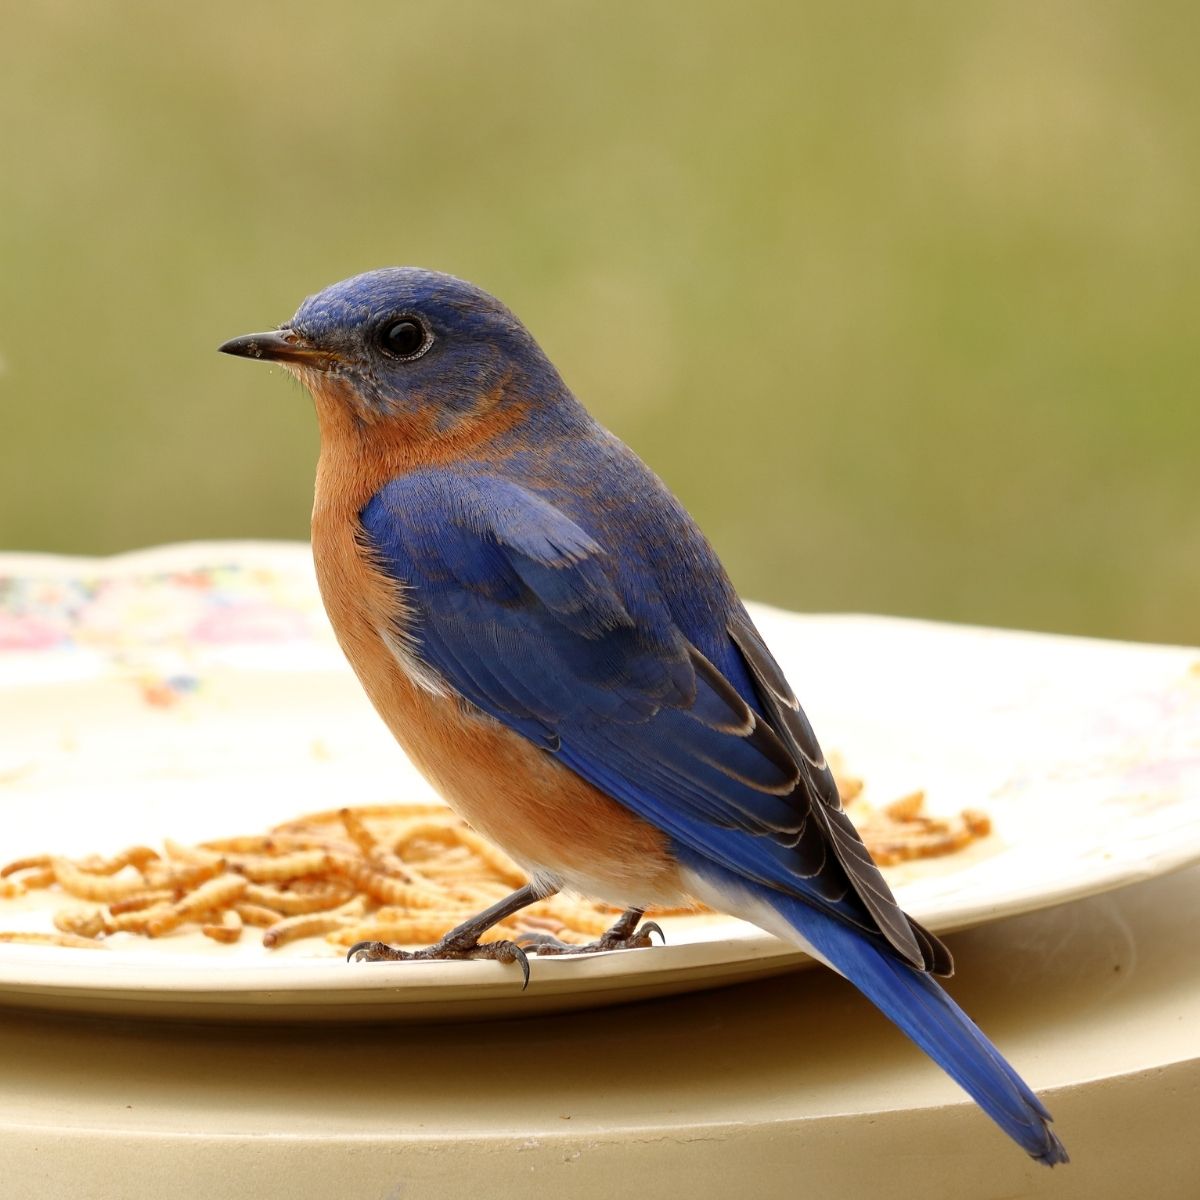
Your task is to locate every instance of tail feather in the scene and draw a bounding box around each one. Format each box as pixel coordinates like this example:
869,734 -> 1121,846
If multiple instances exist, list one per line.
768,891 -> 1069,1165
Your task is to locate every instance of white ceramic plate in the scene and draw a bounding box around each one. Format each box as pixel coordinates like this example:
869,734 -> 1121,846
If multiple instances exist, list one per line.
1,542 -> 1197,1023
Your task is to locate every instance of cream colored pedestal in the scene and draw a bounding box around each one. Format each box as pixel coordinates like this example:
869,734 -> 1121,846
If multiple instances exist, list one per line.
3,866 -> 1198,1199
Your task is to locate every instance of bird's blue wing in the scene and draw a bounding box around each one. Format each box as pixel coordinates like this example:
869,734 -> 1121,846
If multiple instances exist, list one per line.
362,470 -> 942,971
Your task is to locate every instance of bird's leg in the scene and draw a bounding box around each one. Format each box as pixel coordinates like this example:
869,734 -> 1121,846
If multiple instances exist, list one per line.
347,881 -> 548,988
516,907 -> 665,956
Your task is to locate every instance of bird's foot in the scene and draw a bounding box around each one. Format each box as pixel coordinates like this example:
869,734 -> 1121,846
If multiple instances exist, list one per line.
347,932 -> 532,988
517,914 -> 665,957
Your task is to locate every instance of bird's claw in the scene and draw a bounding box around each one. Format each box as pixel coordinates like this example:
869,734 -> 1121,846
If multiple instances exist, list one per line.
347,935 -> 532,989
634,920 -> 666,947
515,919 -> 666,956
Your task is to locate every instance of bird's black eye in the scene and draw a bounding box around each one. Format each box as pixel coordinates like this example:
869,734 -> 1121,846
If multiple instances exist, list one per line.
377,317 -> 431,360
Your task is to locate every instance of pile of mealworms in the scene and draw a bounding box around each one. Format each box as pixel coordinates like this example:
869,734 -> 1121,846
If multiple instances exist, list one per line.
0,786 -> 991,952
0,805 -> 643,951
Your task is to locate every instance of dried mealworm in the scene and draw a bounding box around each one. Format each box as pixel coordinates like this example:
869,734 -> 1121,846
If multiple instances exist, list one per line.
143,858 -> 223,891
78,846 -> 160,875
529,897 -> 614,936
262,897 -> 365,949
145,874 -> 247,937
201,832 -> 358,856
53,906 -> 107,939
883,790 -> 927,823
202,909 -> 244,944
963,810 -> 992,837
163,839 -> 224,868
107,889 -> 177,915
328,857 -> 450,909
233,902 -> 284,927
0,854 -> 52,878
338,807 -> 381,857
242,881 -> 355,915
18,867 -> 56,891
435,826 -> 527,888
231,849 -> 337,883
408,847 -> 477,874
52,859 -> 148,902
106,906 -> 174,934
325,915 -> 475,948
0,931 -> 107,950
196,835 -> 281,855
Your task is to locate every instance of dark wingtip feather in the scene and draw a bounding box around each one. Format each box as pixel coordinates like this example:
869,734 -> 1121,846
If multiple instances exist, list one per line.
1034,1130 -> 1070,1167
909,914 -> 955,977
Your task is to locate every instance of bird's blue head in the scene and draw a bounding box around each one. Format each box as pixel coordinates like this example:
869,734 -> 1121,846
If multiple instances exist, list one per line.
219,268 -> 569,433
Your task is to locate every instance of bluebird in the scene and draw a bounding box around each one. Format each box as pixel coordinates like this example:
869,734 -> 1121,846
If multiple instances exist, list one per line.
219,268 -> 1067,1165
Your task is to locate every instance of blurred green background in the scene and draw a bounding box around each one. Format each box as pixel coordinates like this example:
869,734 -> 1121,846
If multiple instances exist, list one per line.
2,3 -> 1196,644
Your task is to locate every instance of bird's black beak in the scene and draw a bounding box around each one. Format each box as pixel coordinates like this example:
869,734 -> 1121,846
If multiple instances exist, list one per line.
217,328 -> 337,369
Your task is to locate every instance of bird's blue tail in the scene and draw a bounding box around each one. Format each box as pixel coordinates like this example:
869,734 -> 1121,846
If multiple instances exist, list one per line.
766,890 -> 1068,1165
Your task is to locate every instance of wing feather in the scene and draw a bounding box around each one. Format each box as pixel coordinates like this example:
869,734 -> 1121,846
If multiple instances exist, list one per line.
729,611 -> 952,974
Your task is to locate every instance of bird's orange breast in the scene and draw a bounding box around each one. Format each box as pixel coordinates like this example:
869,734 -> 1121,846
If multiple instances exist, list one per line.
305,372 -> 684,908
